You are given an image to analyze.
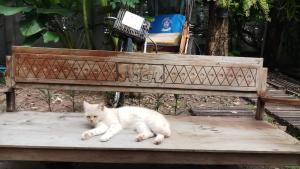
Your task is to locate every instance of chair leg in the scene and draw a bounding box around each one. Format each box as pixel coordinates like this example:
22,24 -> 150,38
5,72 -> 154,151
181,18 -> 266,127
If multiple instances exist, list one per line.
6,88 -> 15,112
255,97 -> 265,120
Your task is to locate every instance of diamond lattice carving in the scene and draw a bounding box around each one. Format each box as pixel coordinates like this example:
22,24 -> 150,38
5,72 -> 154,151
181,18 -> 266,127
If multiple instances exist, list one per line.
15,54 -> 257,88
15,56 -> 117,81
164,65 -> 257,87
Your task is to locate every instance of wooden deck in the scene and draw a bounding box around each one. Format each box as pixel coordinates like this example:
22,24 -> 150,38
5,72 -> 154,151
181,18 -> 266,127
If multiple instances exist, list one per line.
245,85 -> 300,136
0,112 -> 299,165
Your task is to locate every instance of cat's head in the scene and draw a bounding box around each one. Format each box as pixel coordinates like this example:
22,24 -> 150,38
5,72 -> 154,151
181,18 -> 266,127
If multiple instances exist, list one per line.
83,101 -> 106,126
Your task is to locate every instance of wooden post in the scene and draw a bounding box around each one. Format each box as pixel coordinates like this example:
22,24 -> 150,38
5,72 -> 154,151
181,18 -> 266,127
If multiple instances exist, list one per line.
5,55 -> 15,112
255,68 -> 268,120
179,22 -> 189,54
6,89 -> 15,112
256,97 -> 265,120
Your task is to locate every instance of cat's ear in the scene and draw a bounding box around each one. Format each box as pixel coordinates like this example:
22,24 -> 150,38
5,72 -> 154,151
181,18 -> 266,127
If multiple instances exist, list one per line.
97,102 -> 105,111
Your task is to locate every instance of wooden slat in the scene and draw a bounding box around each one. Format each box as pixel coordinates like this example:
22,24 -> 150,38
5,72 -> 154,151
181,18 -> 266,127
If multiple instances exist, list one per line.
190,109 -> 254,116
256,68 -> 268,120
147,33 -> 181,45
261,96 -> 300,106
271,110 -> 300,114
15,83 -> 258,97
12,46 -> 264,65
266,106 -> 300,111
0,148 -> 299,165
0,112 -> 299,165
5,55 -> 13,87
0,87 -> 11,93
10,46 -> 264,93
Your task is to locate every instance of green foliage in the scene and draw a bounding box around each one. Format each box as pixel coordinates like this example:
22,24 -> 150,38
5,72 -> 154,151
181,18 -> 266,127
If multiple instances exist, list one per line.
0,0 -> 81,46
174,94 -> 180,114
241,0 -> 270,19
110,0 -> 140,9
228,50 -> 240,56
154,94 -> 164,111
257,0 -> 270,19
206,0 -> 271,20
65,90 -> 77,112
19,19 -> 44,37
43,31 -> 60,43
144,16 -> 155,22
217,0 -> 233,8
36,7 -> 73,16
23,33 -> 42,46
39,89 -> 54,112
277,0 -> 300,22
0,5 -> 32,15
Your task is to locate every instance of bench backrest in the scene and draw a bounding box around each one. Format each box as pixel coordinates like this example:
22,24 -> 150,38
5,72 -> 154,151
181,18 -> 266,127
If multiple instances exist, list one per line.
6,46 -> 267,97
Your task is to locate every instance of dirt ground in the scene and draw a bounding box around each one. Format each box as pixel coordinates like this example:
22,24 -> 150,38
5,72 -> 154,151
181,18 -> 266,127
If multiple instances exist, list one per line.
3,88 -> 251,115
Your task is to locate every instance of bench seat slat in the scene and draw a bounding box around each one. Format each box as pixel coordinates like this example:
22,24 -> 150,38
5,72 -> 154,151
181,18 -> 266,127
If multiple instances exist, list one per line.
0,112 -> 299,165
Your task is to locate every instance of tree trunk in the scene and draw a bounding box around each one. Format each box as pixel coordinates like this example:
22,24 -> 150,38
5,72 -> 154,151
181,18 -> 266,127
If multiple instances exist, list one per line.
206,1 -> 229,56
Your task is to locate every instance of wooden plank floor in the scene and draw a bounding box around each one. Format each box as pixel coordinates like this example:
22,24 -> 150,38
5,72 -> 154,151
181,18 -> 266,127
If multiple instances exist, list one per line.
0,111 -> 299,165
244,85 -> 300,133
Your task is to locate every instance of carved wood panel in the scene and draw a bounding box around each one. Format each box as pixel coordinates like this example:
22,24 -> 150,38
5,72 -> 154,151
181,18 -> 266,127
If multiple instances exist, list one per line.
13,52 -> 260,91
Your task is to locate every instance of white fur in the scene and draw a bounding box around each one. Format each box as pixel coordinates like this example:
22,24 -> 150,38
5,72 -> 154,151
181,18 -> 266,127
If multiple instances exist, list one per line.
81,101 -> 171,145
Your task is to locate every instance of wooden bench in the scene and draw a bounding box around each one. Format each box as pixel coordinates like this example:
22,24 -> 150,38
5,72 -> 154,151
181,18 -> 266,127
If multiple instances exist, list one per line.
0,46 -> 299,165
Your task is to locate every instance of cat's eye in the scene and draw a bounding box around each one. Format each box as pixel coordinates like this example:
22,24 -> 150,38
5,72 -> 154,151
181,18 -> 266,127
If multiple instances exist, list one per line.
86,116 -> 90,118
93,116 -> 97,118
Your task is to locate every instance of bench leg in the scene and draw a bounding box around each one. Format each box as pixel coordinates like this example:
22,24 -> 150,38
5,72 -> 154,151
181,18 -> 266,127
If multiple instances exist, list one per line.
255,97 -> 265,120
6,89 -> 15,112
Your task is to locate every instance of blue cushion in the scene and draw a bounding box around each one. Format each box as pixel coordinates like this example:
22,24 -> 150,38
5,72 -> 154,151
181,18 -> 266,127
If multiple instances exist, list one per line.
149,14 -> 186,33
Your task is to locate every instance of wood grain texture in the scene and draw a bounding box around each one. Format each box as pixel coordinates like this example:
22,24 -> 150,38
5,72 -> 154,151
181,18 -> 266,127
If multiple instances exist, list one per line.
255,68 -> 268,120
14,83 -> 258,97
12,46 -> 264,65
5,88 -> 15,112
256,97 -> 265,120
11,46 -> 263,92
261,96 -> 300,106
0,148 -> 299,165
0,112 -> 299,165
5,55 -> 12,87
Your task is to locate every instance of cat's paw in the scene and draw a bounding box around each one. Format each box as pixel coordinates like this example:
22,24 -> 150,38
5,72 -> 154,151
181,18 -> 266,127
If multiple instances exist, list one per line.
153,136 -> 164,145
81,131 -> 93,140
99,135 -> 110,142
135,133 -> 146,142
153,139 -> 163,145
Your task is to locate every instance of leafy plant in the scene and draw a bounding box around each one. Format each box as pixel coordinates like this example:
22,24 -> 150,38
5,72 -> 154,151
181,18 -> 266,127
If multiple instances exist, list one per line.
217,0 -> 234,8
241,0 -> 270,18
0,0 -> 95,48
174,94 -> 180,114
65,90 -> 77,112
39,89 -> 54,112
154,94 -> 164,111
110,0 -> 140,10
0,1 -> 76,46
277,0 -> 300,22
206,0 -> 270,19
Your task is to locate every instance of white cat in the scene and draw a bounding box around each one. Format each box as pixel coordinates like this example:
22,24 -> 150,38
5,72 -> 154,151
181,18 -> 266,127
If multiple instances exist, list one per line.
81,101 -> 171,145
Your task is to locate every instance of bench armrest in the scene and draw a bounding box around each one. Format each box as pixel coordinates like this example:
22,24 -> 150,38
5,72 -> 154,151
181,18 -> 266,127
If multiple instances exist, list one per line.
260,96 -> 300,106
